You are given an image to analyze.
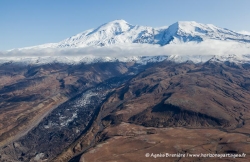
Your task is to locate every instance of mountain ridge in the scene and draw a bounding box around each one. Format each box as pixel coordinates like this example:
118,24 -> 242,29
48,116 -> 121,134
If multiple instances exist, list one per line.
12,20 -> 250,50
2,20 -> 250,65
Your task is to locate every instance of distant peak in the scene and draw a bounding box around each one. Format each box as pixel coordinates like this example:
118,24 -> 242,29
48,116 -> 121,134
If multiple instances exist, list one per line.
173,21 -> 201,27
94,19 -> 132,33
177,21 -> 198,24
10,20 -> 250,51
166,21 -> 219,34
106,19 -> 129,24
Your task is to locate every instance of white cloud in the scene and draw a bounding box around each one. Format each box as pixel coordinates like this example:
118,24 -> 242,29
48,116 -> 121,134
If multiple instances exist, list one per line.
0,40 -> 250,61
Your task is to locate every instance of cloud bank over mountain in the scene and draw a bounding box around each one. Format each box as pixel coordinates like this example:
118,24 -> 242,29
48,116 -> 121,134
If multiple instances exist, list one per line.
1,40 -> 249,58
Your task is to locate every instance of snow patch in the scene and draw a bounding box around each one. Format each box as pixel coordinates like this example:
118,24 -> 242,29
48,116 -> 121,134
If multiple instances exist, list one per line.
238,30 -> 250,36
60,112 -> 78,126
34,153 -> 45,161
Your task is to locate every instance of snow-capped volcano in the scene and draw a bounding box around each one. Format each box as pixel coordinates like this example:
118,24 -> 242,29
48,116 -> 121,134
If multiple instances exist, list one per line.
15,19 -> 250,50
58,19 -> 135,48
2,20 -> 250,65
56,19 -> 161,48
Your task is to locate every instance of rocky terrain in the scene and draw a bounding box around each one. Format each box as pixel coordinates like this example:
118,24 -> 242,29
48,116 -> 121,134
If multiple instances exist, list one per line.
0,59 -> 250,162
73,60 -> 250,162
80,124 -> 250,162
0,61 -> 144,161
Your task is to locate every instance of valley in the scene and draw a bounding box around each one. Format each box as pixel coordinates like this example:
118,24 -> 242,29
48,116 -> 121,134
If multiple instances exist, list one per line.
0,61 -> 142,161
1,59 -> 250,162
74,60 -> 250,162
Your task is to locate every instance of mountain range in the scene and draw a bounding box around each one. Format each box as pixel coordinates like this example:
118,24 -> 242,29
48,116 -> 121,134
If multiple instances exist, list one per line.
17,19 -> 250,49
1,20 -> 249,65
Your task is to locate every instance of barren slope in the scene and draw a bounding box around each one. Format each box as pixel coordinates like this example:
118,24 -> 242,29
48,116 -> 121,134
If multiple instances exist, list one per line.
77,61 -> 250,162
0,61 -> 139,161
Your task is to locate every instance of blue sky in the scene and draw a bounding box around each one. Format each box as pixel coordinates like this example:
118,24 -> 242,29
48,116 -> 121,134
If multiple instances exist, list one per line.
1,0 -> 250,50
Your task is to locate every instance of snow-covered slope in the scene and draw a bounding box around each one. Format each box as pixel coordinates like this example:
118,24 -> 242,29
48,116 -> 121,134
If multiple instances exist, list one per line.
13,19 -> 250,50
1,53 -> 250,65
0,55 -> 169,65
18,20 -> 159,49
2,20 -> 250,65
160,21 -> 250,45
55,19 -> 161,47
